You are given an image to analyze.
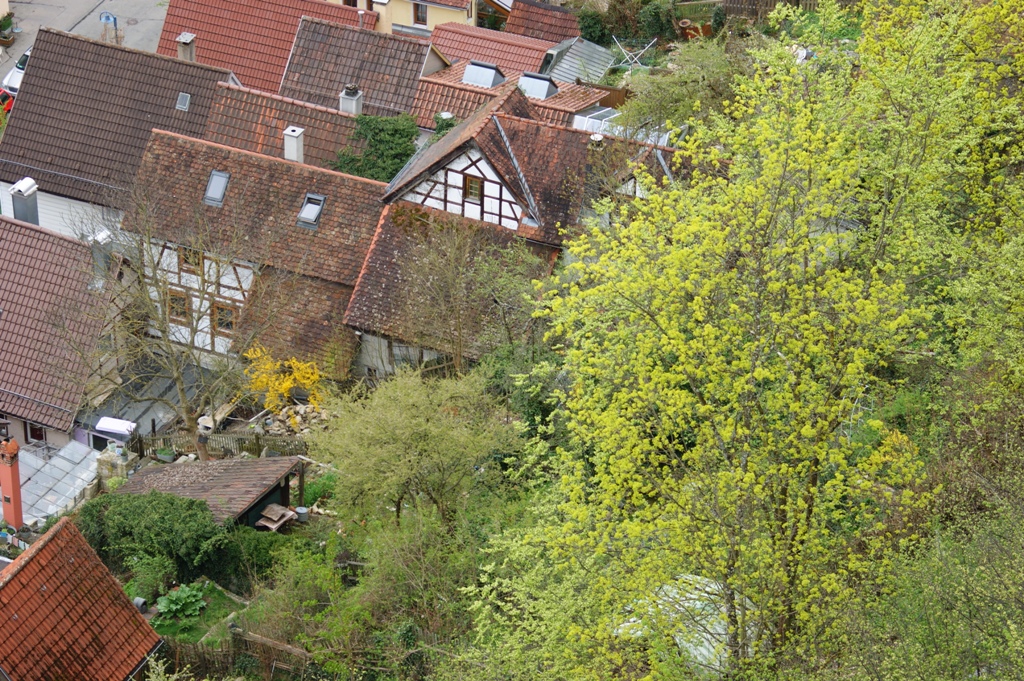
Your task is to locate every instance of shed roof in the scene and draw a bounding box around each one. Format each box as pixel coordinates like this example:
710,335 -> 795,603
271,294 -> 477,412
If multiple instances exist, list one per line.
0,217 -> 103,431
544,37 -> 615,83
157,0 -> 377,93
0,518 -> 160,680
429,22 -> 555,73
116,457 -> 304,524
0,29 -> 233,205
280,18 -> 443,114
504,0 -> 581,43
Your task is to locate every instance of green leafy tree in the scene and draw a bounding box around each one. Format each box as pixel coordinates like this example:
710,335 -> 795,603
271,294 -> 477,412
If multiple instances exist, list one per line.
311,369 -> 519,529
470,34 -> 932,678
330,114 -> 418,182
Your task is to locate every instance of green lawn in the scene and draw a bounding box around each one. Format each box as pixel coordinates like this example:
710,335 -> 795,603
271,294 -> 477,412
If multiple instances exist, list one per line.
152,579 -> 241,643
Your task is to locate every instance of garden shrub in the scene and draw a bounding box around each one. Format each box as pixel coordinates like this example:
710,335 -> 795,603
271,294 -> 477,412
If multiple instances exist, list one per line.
578,7 -> 611,45
75,491 -> 228,583
157,582 -> 207,622
126,553 -> 177,603
638,0 -> 675,41
303,471 -> 339,507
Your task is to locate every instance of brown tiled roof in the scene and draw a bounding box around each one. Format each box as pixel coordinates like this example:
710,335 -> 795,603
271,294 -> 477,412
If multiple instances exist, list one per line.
386,110 -> 671,245
0,518 -> 160,680
504,0 -> 580,43
430,22 -> 555,73
131,131 -> 385,288
0,29 -> 233,206
412,60 -> 604,128
0,218 -> 104,431
241,268 -> 358,364
344,202 -> 557,346
157,0 -> 377,93
280,19 -> 439,115
116,457 -> 303,524
205,83 -> 362,168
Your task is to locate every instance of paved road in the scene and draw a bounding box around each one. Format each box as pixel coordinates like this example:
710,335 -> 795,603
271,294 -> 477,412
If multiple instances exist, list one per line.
7,0 -> 166,64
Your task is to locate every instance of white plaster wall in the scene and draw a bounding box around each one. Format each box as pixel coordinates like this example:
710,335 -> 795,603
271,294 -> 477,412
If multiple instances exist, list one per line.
0,184 -> 120,241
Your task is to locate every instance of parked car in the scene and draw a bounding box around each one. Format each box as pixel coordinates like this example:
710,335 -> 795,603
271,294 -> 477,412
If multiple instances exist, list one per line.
2,47 -> 30,97
0,88 -> 12,114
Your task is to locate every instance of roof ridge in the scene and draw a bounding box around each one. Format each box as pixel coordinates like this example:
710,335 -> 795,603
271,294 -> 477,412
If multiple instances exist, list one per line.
150,129 -> 389,187
300,15 -> 426,44
513,0 -> 577,14
0,517 -> 69,590
0,215 -> 95,249
217,82 -> 355,118
433,22 -> 557,48
344,203 -> 391,328
39,28 -> 233,76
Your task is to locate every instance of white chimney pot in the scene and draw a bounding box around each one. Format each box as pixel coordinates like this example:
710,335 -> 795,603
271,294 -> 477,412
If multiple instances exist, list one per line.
283,125 -> 305,164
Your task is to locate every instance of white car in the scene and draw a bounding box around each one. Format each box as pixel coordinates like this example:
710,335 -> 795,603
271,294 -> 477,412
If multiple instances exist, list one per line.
3,47 -> 31,97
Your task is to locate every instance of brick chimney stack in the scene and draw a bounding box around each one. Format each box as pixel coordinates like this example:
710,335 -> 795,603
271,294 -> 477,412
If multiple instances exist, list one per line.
0,438 -> 23,530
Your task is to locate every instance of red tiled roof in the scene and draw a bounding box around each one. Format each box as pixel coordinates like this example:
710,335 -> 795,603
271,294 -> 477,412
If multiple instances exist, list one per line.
157,0 -> 378,93
0,29 -> 233,205
205,83 -> 362,168
132,131 -> 386,288
504,0 -> 580,43
0,218 -> 104,431
344,202 -> 557,346
419,0 -> 472,10
116,457 -> 303,524
280,18 -> 441,114
429,22 -> 555,73
0,518 -> 160,680
412,60 -> 604,128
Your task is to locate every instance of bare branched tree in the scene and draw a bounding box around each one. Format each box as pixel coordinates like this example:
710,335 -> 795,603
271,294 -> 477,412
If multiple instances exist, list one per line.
392,205 -> 551,375
58,178 -> 305,460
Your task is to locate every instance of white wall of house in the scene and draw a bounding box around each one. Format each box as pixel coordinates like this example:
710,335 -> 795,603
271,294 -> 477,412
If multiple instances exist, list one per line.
0,413 -> 71,449
149,240 -> 254,355
403,149 -> 523,230
0,183 -> 120,240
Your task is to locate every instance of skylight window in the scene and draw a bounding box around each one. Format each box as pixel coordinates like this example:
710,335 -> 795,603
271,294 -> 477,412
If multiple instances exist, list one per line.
176,92 -> 192,111
297,193 -> 325,228
203,170 -> 229,207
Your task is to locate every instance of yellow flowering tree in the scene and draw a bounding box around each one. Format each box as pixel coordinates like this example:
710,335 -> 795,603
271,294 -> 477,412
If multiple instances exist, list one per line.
469,23 -> 934,679
243,344 -> 325,412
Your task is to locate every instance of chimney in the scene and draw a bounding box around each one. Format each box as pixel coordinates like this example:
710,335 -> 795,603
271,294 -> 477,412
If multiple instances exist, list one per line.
340,84 -> 363,116
358,9 -> 365,29
283,125 -> 305,164
0,438 -> 23,531
9,177 -> 39,226
176,31 -> 197,62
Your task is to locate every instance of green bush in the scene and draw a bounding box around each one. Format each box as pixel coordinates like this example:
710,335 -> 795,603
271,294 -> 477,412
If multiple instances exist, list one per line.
578,7 -> 611,45
330,114 -> 419,182
638,0 -> 674,41
711,4 -> 726,34
304,471 -> 339,507
156,582 -> 207,621
75,491 -> 227,583
126,553 -> 176,603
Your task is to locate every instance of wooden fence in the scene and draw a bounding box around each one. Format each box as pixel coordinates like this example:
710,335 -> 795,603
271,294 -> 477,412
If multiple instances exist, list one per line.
159,630 -> 336,680
133,432 -> 307,461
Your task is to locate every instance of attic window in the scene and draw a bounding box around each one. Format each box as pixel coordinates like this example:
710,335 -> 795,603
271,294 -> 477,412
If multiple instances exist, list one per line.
204,170 -> 230,207
519,72 -> 559,100
297,193 -> 325,228
176,92 -> 192,111
464,175 -> 482,203
463,61 -> 505,88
